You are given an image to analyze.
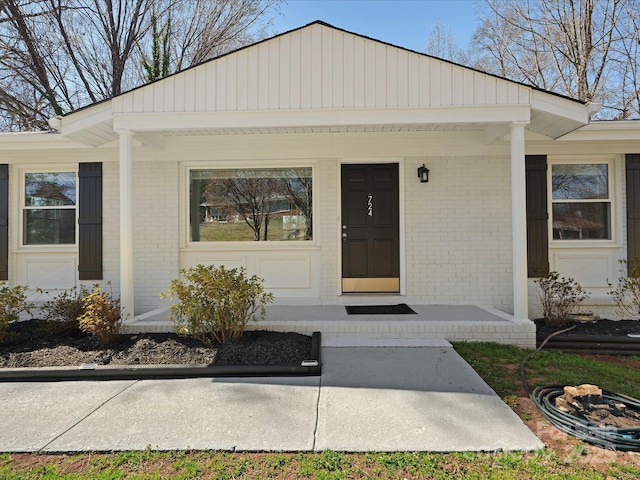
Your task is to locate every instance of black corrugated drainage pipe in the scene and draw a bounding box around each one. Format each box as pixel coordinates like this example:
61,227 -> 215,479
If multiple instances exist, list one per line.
531,385 -> 640,451
525,328 -> 640,451
0,332 -> 321,383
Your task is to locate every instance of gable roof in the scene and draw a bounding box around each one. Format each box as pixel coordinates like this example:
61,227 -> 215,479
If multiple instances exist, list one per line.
53,21 -> 592,146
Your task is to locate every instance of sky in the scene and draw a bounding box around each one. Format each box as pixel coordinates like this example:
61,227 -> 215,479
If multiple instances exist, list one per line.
269,0 -> 481,53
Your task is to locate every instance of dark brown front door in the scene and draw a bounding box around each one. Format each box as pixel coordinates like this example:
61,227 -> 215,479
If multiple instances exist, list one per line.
341,163 -> 400,293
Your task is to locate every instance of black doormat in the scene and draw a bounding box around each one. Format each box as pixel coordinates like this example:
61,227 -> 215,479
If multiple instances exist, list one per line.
345,304 -> 417,315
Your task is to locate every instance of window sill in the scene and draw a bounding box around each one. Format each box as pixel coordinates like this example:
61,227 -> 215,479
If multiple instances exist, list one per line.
15,245 -> 78,254
549,241 -> 619,249
183,241 -> 320,252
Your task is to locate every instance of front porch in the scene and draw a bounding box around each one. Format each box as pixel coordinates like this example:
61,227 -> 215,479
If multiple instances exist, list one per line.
127,304 -> 536,349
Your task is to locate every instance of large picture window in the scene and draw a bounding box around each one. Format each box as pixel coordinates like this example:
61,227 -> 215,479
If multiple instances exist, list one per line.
551,163 -> 611,240
23,172 -> 76,245
189,168 -> 312,242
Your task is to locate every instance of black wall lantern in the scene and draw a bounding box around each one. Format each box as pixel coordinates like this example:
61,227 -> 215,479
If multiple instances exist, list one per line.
417,164 -> 430,183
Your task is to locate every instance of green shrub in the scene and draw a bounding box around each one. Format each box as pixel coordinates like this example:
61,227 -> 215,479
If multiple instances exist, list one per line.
161,264 -> 274,343
0,282 -> 33,343
78,286 -> 122,345
535,271 -> 589,325
40,284 -> 94,333
608,258 -> 640,319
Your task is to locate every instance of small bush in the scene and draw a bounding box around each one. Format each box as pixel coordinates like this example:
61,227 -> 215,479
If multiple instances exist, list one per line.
40,285 -> 94,333
0,282 -> 32,343
161,264 -> 274,343
608,258 -> 640,319
535,271 -> 589,325
78,286 -> 122,345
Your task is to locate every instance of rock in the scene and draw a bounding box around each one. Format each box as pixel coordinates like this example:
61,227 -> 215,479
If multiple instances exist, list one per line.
555,384 -> 603,412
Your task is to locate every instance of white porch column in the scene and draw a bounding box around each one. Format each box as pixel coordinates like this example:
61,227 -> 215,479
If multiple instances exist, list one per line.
510,122 -> 529,320
118,130 -> 135,318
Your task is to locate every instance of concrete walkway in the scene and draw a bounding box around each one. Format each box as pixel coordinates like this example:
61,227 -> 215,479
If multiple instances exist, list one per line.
0,342 -> 543,453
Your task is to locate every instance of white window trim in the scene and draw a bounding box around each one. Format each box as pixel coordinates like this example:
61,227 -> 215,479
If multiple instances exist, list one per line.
19,167 -> 78,249
548,157 -> 616,247
181,161 -> 317,248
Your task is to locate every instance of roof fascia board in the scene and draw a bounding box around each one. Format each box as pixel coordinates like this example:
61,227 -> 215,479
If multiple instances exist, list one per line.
557,121 -> 640,142
0,132 -> 85,150
531,90 -> 589,124
59,101 -> 113,136
113,106 -> 531,132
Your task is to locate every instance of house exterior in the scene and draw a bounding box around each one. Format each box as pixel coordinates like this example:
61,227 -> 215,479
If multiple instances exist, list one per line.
1,22 -> 639,340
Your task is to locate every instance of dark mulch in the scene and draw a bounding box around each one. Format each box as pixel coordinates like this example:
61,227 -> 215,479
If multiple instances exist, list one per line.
536,318 -> 640,339
0,319 -> 312,368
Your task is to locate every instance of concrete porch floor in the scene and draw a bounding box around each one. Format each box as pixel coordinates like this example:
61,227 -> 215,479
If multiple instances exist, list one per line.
128,304 -> 536,348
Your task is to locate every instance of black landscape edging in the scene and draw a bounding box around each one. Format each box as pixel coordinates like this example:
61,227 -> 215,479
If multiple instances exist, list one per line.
0,331 -> 322,382
537,333 -> 640,356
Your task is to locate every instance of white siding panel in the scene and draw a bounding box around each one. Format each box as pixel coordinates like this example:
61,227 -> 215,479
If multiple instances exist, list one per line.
269,40 -> 280,109
430,60 -> 441,106
289,32 -> 302,109
474,74 -> 486,105
440,63 -> 452,106
334,32 -> 346,107
205,63 -> 217,111
386,47 -> 398,107
216,57 -> 228,111
163,76 -> 175,112
496,79 -> 508,105
117,24 -> 536,115
375,44 -> 387,106
279,36 -> 291,110
519,86 -> 531,104
153,83 -> 165,112
407,54 -> 420,106
300,29 -> 312,108
258,43 -> 270,110
451,67 -> 464,105
226,55 -> 238,111
132,89 -> 144,113
353,36 -> 365,108
321,26 -> 333,108
194,65 -> 207,112
310,25 -> 322,108
173,73 -> 186,112
485,76 -> 497,105
364,40 -> 376,106
143,84 -> 154,112
237,49 -> 249,111
419,57 -> 430,106
397,50 -> 408,107
183,69 -> 196,112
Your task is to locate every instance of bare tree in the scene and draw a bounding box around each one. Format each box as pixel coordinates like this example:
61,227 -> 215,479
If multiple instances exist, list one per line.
424,18 -> 468,64
471,0 -> 639,118
0,0 -> 282,131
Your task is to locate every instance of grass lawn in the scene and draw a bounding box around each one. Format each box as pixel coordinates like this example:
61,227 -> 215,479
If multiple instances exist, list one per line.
2,344 -> 640,479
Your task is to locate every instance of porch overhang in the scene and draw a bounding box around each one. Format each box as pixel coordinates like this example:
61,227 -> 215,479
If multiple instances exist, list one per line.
54,100 -> 591,148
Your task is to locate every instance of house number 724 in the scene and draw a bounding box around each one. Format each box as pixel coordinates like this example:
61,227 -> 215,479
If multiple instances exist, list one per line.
367,194 -> 373,217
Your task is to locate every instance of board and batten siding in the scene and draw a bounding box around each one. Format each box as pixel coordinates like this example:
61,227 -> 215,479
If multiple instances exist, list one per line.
112,24 -> 531,115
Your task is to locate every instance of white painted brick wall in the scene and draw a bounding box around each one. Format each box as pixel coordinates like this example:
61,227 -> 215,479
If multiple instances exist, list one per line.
131,161 -> 180,314
317,159 -> 339,302
404,156 -> 513,312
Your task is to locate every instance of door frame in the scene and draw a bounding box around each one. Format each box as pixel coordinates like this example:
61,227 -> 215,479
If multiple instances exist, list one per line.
337,158 -> 406,296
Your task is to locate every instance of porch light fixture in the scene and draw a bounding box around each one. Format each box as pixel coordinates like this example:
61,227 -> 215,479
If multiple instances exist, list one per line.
417,164 -> 430,183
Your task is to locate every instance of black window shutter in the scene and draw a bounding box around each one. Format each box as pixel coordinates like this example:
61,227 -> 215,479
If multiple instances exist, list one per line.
0,164 -> 8,281
627,154 -> 640,263
525,155 -> 549,277
78,163 -> 102,280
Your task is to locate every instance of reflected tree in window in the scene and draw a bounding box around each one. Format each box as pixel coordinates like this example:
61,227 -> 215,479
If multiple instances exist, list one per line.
190,168 -> 312,242
551,164 -> 611,240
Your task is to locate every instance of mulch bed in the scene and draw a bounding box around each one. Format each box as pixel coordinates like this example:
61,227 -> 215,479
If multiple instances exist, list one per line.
0,319 -> 312,368
536,319 -> 640,355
